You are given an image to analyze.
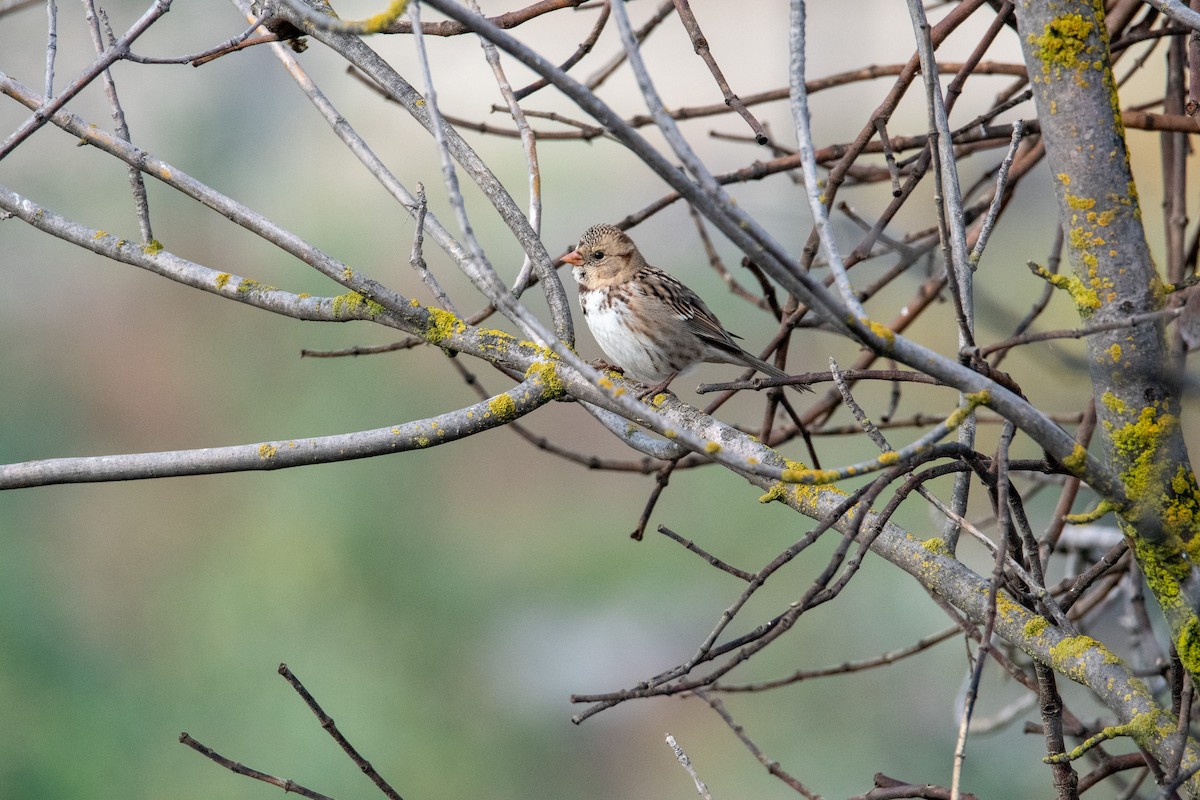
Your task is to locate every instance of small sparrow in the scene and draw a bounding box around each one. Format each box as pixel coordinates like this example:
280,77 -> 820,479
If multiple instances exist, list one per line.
563,223 -> 809,396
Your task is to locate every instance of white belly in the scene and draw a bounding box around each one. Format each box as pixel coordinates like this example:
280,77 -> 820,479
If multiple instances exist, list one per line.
580,289 -> 700,383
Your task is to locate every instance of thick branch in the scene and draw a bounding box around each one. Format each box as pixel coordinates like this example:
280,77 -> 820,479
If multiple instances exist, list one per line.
1015,0 -> 1200,678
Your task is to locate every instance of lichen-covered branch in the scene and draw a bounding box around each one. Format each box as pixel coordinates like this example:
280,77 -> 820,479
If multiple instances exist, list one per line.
1015,0 -> 1200,679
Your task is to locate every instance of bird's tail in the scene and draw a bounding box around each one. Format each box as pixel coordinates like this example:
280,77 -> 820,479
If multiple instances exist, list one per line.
740,352 -> 813,393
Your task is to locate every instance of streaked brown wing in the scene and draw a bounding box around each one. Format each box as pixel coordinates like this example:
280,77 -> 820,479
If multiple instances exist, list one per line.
633,266 -> 744,350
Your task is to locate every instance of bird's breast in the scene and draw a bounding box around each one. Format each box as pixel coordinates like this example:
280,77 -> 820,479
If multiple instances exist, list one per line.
578,285 -> 703,383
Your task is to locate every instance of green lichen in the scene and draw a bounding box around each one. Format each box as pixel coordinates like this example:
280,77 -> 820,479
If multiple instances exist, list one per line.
1064,499 -> 1117,524
236,278 -> 276,294
991,591 -> 1032,628
921,537 -> 948,555
1049,634 -> 1118,682
1044,712 -> 1158,764
1110,406 -> 1178,506
476,328 -> 518,353
332,291 -> 385,318
1177,618 -> 1200,676
1025,616 -> 1049,638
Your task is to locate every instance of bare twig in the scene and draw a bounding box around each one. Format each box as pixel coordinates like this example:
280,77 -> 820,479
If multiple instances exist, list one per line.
277,664 -> 405,800
665,734 -> 713,800
179,733 -> 335,800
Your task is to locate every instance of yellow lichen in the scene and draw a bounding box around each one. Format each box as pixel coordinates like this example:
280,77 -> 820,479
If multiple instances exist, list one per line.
425,306 -> 467,344
1062,442 -> 1089,474
361,0 -> 409,32
257,443 -> 278,459
487,393 -> 517,421
215,273 -> 232,291
1030,263 -> 1101,314
921,537 -> 948,555
861,317 -> 896,346
1101,391 -> 1127,415
524,361 -> 565,400
331,291 -> 385,318
1177,618 -> 1200,676
1064,499 -> 1116,524
1031,13 -> 1095,77
1049,634 -> 1117,682
1065,193 -> 1096,210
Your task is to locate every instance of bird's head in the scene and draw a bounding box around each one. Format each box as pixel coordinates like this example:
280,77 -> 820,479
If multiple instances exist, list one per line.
562,224 -> 644,287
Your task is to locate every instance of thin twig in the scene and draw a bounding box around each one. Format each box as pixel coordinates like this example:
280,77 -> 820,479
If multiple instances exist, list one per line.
584,0 -> 673,89
408,184 -> 458,313
967,120 -> 1023,265
788,0 -> 864,317
0,0 -> 172,161
179,733 -> 336,800
514,0 -> 609,100
84,0 -> 154,243
278,664 -> 405,800
657,526 -> 755,581
664,734 -> 713,800
696,692 -> 822,799
671,0 -> 768,144
715,625 -> 959,692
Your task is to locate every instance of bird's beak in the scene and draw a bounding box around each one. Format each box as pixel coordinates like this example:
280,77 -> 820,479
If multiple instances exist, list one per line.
562,249 -> 584,266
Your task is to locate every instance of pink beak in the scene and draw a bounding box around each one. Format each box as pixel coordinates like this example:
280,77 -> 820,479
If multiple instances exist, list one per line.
561,249 -> 584,266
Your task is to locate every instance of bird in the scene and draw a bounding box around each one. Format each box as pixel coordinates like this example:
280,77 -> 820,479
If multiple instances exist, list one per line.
562,223 -> 810,397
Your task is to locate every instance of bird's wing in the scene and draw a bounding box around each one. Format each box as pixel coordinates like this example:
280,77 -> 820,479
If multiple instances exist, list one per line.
640,267 -> 743,348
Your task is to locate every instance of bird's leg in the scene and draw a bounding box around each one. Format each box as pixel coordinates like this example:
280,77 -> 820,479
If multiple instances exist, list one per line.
636,372 -> 678,400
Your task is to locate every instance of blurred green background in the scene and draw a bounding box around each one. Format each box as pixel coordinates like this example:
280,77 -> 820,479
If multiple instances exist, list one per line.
1,1 -> 1195,797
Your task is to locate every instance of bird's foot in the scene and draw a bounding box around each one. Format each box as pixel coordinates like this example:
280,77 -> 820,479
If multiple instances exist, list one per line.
591,358 -> 623,375
636,373 -> 678,401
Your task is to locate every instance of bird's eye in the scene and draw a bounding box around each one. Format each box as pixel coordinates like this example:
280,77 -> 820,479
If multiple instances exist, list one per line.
590,251 -> 604,260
